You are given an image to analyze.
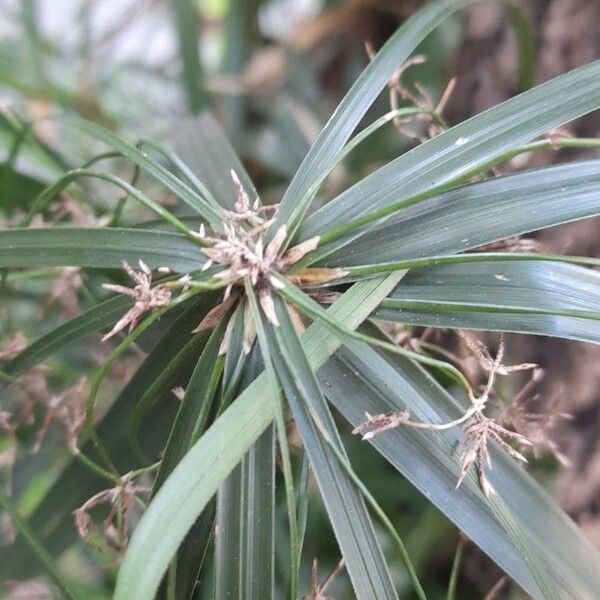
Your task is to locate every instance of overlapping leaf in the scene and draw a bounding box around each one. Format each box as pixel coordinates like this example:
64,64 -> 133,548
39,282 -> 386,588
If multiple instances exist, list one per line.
375,261 -> 600,343
0,227 -> 204,271
319,339 -> 600,599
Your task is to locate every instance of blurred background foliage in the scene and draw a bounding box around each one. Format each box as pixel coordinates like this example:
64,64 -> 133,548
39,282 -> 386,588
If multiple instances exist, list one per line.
0,1 -> 599,598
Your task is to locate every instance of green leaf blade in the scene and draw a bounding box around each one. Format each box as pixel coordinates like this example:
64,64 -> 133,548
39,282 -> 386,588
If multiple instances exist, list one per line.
299,61 -> 600,256
274,0 -> 478,234
376,260 -> 600,343
0,227 -> 204,271
114,274 -> 402,600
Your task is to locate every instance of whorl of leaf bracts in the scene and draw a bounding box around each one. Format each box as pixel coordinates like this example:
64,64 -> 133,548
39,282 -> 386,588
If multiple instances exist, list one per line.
102,170 -> 339,337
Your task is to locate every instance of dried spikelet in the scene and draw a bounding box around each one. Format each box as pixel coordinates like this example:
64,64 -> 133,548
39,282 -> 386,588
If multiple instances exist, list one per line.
354,335 -> 535,497
304,558 -> 345,600
352,410 -> 411,440
102,260 -> 171,341
31,377 -> 87,455
171,386 -> 186,401
192,292 -> 239,333
73,473 -> 150,552
289,268 -> 348,286
281,236 -> 320,266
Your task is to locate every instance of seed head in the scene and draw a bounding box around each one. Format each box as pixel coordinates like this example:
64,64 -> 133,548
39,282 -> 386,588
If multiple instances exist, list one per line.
102,260 -> 171,341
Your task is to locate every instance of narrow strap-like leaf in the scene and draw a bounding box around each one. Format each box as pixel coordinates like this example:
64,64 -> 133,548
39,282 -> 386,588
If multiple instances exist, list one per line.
313,161 -> 600,268
298,61 -> 600,257
273,0 -> 479,237
375,260 -> 600,344
0,300 -> 212,580
0,227 -> 204,271
114,273 -> 403,600
56,116 -> 222,224
269,299 -> 399,599
319,340 -> 600,599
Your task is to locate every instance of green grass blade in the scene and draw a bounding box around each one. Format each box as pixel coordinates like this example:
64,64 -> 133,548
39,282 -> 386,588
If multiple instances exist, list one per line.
376,260 -> 600,344
56,116 -> 222,223
273,0 -> 479,237
215,424 -> 276,600
313,161 -> 600,268
319,339 -> 600,598
153,322 -> 228,492
0,227 -> 204,271
0,300 -> 211,580
268,300 -> 400,599
24,169 -> 196,239
298,61 -> 600,256
114,274 -> 402,600
170,112 -> 259,210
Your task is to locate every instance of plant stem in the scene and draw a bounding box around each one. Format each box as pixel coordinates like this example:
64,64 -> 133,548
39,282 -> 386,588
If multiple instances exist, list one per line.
446,535 -> 465,600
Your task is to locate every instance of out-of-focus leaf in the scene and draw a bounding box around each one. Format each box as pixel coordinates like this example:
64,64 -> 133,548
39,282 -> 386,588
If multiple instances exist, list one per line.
0,300 -> 212,579
0,227 -> 204,271
506,2 -> 536,92
57,117 -> 221,223
221,0 -> 252,145
169,113 -> 258,211
375,260 -> 600,343
0,490 -> 78,600
114,274 -> 403,600
318,338 -> 600,599
317,161 -> 600,267
3,295 -> 130,377
172,0 -> 208,113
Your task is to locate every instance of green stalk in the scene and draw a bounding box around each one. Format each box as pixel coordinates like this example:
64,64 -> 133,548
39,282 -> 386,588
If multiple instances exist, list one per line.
23,169 -> 198,241
446,535 -> 465,600
245,282 -> 299,600
0,490 -> 79,600
341,251 -> 600,278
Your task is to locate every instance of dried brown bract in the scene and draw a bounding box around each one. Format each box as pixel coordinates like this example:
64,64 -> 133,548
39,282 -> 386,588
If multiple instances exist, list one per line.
73,473 -> 150,553
304,558 -> 345,600
0,331 -> 27,361
31,377 -> 87,455
102,260 -> 171,341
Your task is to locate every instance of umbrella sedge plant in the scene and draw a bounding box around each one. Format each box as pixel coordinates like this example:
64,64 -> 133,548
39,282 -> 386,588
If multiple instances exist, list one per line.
2,1 -> 600,598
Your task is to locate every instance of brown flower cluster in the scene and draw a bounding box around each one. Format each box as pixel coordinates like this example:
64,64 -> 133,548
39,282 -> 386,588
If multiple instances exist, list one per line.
353,334 -> 557,498
193,170 -> 319,326
102,259 -> 171,341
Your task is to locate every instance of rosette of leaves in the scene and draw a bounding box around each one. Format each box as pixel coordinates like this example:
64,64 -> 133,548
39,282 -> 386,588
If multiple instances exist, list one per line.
2,1 -> 600,599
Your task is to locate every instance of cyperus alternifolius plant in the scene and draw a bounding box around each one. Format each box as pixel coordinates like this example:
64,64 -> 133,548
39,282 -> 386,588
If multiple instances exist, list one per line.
2,1 -> 600,599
